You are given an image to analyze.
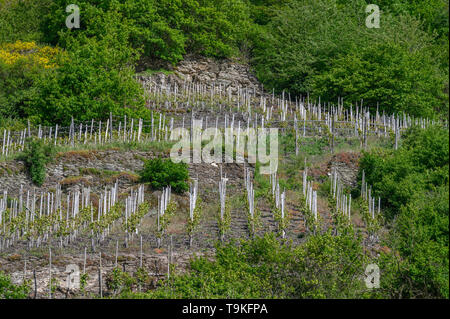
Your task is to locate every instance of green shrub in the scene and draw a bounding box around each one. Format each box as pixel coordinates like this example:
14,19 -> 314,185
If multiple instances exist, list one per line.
0,0 -> 51,43
311,40 -> 447,118
392,186 -> 449,298
42,0 -> 251,62
247,0 -> 291,26
375,0 -> 449,39
19,138 -> 55,186
25,20 -> 149,125
359,125 -> 449,216
251,0 -> 448,117
0,48 -> 51,120
0,271 -> 30,299
121,230 -> 371,298
139,158 -> 189,193
359,125 -> 449,298
106,267 -> 136,295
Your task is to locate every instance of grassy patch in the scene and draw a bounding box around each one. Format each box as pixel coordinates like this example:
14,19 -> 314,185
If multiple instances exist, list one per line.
56,150 -> 97,160
136,68 -> 174,77
60,175 -> 91,186
104,171 -> 140,184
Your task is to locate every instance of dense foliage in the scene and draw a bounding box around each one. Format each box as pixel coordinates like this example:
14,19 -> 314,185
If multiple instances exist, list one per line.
122,231 -> 374,298
0,271 -> 30,299
0,0 -> 448,300
19,138 -> 55,186
26,35 -> 148,125
139,157 -> 189,193
0,0 -> 51,43
43,0 -> 251,62
251,0 -> 448,117
359,126 -> 449,298
0,41 -> 63,119
0,0 -> 448,124
359,126 -> 449,216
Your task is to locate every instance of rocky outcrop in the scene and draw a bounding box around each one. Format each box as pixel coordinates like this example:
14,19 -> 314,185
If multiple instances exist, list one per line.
136,55 -> 262,95
0,149 -> 159,197
0,148 -> 250,200
328,152 -> 361,188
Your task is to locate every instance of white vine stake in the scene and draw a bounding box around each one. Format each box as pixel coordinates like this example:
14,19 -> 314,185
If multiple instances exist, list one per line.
189,179 -> 198,222
219,175 -> 228,221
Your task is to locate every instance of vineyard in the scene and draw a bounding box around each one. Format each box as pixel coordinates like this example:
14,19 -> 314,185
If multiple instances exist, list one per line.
0,0 -> 448,301
1,80 -> 440,159
0,77 -> 447,298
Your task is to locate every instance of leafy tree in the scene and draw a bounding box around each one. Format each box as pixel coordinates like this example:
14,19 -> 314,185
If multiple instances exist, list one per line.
360,125 -> 449,298
392,187 -> 449,298
374,0 -> 449,39
252,0 -> 363,95
180,0 -> 252,58
139,158 -> 189,193
121,231 -> 372,298
251,0 -> 448,117
41,0 -> 251,62
247,0 -> 291,25
19,138 -> 55,186
311,41 -> 446,118
0,57 -> 40,119
378,185 -> 449,298
0,0 -> 52,43
359,125 -> 449,216
0,41 -> 65,120
25,22 -> 148,125
42,0 -> 185,63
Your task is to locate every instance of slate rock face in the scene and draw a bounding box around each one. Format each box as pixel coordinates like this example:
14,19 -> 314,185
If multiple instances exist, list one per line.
328,152 -> 361,188
0,149 -> 155,197
136,55 -> 262,95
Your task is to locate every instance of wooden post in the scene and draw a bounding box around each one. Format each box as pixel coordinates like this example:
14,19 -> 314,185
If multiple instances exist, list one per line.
109,112 -> 113,142
140,235 -> 143,268
33,269 -> 37,299
115,240 -> 118,268
83,247 -> 87,275
70,117 -> 75,147
23,258 -> 27,284
167,235 -> 172,281
49,247 -> 52,299
98,252 -> 103,298
331,116 -> 335,153
363,115 -> 367,150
